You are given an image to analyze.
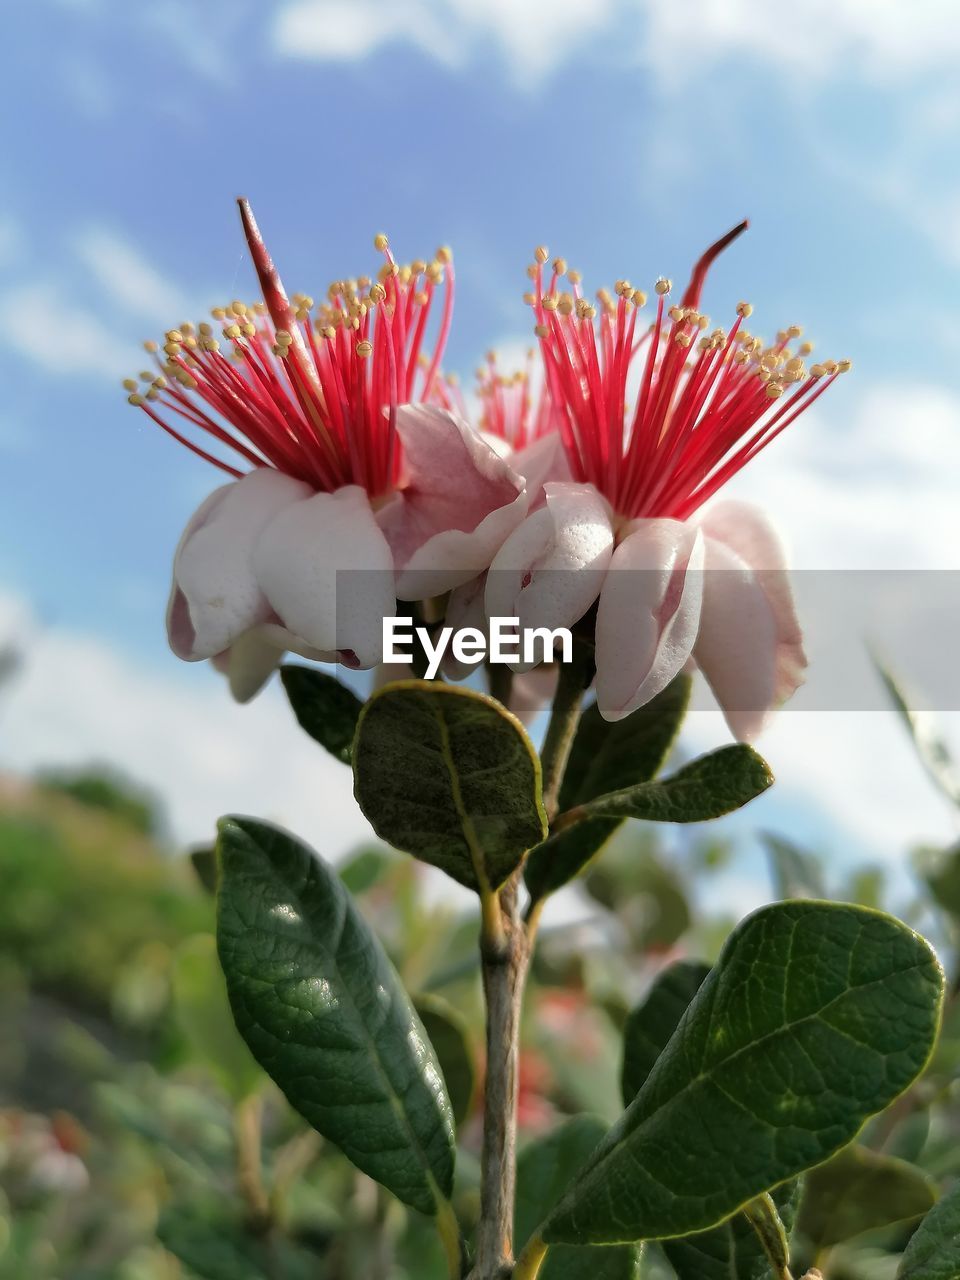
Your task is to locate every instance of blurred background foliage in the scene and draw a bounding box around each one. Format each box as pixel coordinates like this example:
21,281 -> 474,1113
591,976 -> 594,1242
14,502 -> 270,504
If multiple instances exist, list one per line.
2,662 -> 960,1277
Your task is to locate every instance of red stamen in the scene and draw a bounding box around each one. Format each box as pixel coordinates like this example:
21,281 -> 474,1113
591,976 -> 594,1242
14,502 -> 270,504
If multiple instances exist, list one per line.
127,206 -> 453,500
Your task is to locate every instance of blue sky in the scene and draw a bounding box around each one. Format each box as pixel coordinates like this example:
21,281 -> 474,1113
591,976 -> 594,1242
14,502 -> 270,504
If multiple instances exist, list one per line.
2,0 -> 960,894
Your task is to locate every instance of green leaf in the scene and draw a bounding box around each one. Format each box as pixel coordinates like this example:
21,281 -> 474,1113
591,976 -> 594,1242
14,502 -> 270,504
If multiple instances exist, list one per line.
525,676 -> 691,902
515,1115 -> 641,1280
414,993 -> 476,1128
899,1183 -> 960,1280
620,958 -> 794,1279
874,657 -> 960,810
762,831 -> 827,901
353,680 -> 547,892
525,818 -> 622,906
158,1201 -> 315,1280
280,664 -> 363,763
621,961 -> 711,1104
797,1144 -> 936,1249
556,745 -> 773,830
338,846 -> 395,895
171,934 -> 262,1102
541,901 -> 944,1245
560,676 -> 693,810
216,816 -> 455,1215
662,1182 -> 801,1280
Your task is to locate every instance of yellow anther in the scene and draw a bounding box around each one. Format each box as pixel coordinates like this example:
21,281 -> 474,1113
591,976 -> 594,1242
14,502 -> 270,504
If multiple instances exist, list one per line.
127,393 -> 145,406
163,342 -> 180,358
411,259 -> 426,275
823,359 -> 838,374
374,233 -> 389,252
414,290 -> 428,306
146,389 -> 159,401
837,358 -> 852,373
223,324 -> 241,340
211,307 -> 226,320
736,301 -> 753,318
810,364 -> 825,378
522,291 -> 536,306
787,325 -> 803,338
356,340 -> 373,358
785,356 -> 804,374
798,341 -> 814,356
553,257 -> 567,275
655,277 -> 672,295
231,301 -> 247,316
181,322 -> 196,336
198,322 -> 213,337
165,330 -> 183,344
541,294 -> 558,312
675,332 -> 692,348
534,323 -> 550,338
668,305 -> 684,322
243,323 -> 256,338
766,382 -> 784,399
323,326 -> 336,340
153,376 -> 167,390
122,378 -> 138,391
143,339 -> 159,354
436,245 -> 452,264
275,330 -> 292,346
632,289 -> 647,306
369,283 -> 386,304
567,269 -> 582,285
615,279 -> 632,297
535,245 -> 549,264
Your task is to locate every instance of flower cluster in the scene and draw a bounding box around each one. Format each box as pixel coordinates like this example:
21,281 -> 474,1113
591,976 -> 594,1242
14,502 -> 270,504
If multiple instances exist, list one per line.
129,204 -> 847,735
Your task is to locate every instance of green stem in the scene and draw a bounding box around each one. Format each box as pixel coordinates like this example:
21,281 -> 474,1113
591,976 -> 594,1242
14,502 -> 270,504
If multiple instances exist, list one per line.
538,647 -> 591,820
743,1194 -> 793,1280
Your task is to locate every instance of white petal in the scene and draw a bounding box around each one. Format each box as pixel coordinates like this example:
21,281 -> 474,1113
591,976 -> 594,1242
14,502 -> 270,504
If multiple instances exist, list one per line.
380,405 -> 528,599
168,469 -> 312,661
254,484 -> 395,669
595,518 -> 704,721
694,503 -> 806,740
485,482 -> 613,672
217,628 -> 285,704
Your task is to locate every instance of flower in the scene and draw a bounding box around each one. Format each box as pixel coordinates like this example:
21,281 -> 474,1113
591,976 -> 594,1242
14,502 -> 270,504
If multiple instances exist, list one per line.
485,224 -> 849,738
128,201 -> 527,699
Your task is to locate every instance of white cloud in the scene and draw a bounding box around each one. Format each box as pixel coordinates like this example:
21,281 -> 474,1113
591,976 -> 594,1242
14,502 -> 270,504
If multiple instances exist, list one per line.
274,0 -> 616,82
0,282 -> 137,382
0,590 -> 372,854
721,380 -> 960,570
74,227 -> 194,326
641,0 -> 960,87
273,0 -> 960,87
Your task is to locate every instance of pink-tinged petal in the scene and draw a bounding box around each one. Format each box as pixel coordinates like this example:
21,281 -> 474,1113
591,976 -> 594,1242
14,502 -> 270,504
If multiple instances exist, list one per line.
694,502 -> 806,739
379,405 -> 528,599
485,482 -> 614,672
167,468 -> 312,661
512,433 -> 572,507
698,500 -> 807,697
595,519 -> 705,721
254,484 -> 396,669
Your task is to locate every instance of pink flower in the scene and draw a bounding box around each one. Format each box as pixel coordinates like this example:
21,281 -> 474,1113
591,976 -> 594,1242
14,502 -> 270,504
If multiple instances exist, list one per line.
486,225 -> 849,738
128,202 -> 527,699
